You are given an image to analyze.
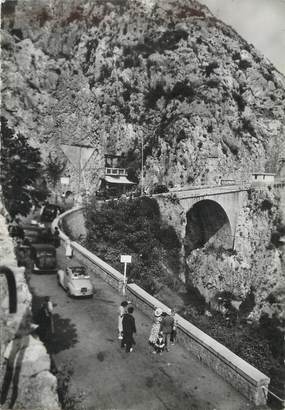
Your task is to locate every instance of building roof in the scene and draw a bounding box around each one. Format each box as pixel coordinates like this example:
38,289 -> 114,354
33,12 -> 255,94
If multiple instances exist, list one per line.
104,175 -> 135,185
30,243 -> 56,250
252,172 -> 276,176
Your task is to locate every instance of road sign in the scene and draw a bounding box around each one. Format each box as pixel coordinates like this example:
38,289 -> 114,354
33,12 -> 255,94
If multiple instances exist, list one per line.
60,176 -> 70,185
120,255 -> 132,263
120,255 -> 132,295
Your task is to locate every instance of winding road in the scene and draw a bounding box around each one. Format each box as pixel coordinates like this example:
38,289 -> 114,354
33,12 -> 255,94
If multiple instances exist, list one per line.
25,231 -> 256,410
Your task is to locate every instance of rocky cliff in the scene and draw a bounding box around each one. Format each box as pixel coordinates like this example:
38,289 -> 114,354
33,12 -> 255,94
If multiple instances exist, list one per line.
186,188 -> 285,321
0,201 -> 60,410
1,0 -> 285,195
1,0 -> 285,319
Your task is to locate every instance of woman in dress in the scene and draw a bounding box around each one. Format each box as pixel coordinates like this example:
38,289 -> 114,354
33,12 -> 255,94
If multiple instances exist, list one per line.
118,301 -> 129,339
148,307 -> 163,347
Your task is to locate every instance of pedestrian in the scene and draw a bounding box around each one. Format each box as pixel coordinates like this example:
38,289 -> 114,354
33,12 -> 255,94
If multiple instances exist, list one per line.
65,239 -> 73,259
53,226 -> 60,248
39,296 -> 54,340
40,201 -> 48,217
148,307 -> 162,347
170,308 -> 178,345
121,306 -> 136,353
16,225 -> 25,241
118,301 -> 129,340
153,332 -> 165,355
160,311 -> 174,351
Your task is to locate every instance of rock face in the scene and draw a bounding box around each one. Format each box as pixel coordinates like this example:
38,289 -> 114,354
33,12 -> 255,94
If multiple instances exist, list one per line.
1,0 -> 285,320
1,0 -> 285,195
0,201 -> 60,410
185,188 -> 285,320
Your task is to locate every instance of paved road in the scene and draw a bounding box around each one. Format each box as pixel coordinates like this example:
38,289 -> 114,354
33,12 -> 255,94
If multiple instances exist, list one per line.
25,242 -> 257,410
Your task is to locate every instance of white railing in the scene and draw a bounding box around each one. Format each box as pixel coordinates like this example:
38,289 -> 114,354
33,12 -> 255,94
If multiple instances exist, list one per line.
105,168 -> 127,176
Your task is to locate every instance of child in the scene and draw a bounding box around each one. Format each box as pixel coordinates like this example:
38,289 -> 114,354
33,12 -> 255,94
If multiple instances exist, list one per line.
153,332 -> 165,354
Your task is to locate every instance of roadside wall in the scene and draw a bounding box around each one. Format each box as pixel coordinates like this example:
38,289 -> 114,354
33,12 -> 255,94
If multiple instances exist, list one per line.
0,204 -> 60,410
53,207 -> 270,406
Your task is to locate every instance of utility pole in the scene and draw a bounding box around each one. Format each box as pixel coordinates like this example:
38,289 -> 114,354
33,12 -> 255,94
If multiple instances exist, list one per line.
78,146 -> 82,203
141,131 -> 144,196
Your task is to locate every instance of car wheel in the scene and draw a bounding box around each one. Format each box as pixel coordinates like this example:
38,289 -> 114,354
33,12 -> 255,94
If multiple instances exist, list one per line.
67,288 -> 72,298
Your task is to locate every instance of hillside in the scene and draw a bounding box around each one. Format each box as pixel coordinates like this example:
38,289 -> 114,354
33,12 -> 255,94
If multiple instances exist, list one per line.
2,0 -> 285,193
2,0 -> 285,401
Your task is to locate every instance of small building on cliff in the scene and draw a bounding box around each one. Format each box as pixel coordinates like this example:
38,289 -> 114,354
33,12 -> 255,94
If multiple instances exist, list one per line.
97,154 -> 136,197
251,172 -> 276,185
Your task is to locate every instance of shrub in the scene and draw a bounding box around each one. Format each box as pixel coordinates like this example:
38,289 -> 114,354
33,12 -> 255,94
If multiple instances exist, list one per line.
84,195 -> 181,294
156,29 -> 188,51
205,61 -> 219,77
151,184 -> 169,194
260,199 -> 273,211
239,59 -> 252,70
207,78 -> 220,88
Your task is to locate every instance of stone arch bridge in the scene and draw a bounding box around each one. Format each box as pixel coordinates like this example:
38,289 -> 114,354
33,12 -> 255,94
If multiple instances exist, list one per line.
157,185 -> 250,251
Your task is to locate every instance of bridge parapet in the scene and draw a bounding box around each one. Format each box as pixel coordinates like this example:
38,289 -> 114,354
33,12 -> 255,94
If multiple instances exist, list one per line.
170,184 -> 250,200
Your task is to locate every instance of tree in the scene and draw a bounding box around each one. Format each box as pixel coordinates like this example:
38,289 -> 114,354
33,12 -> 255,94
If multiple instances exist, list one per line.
44,153 -> 66,189
0,117 -> 48,217
84,195 -> 181,294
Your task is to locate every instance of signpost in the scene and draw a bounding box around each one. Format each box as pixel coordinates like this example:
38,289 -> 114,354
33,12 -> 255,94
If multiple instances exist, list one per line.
60,176 -> 70,186
120,255 -> 132,295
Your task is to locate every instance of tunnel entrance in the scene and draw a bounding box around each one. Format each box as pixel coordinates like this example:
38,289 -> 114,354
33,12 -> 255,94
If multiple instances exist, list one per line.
185,200 -> 232,256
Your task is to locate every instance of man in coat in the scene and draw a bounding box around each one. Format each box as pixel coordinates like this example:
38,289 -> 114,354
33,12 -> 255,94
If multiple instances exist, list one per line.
160,311 -> 174,351
121,306 -> 136,353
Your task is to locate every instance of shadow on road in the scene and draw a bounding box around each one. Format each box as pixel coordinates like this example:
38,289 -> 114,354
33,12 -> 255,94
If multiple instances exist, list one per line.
32,294 -> 78,354
48,313 -> 78,354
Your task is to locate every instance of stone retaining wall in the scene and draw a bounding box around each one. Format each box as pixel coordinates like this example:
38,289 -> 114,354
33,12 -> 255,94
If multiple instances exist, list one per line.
0,205 -> 60,410
53,207 -> 270,406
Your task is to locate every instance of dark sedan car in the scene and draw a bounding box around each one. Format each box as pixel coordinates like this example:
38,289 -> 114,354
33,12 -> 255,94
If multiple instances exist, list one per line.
30,244 -> 57,273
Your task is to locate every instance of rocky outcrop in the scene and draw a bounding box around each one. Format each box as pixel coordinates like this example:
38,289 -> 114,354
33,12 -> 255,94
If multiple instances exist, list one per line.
0,202 -> 60,410
1,0 -> 284,324
185,188 -> 285,321
1,0 -> 285,196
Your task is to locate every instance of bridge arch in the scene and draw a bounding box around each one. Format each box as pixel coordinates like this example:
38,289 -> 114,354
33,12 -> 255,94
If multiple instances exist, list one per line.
184,199 -> 233,256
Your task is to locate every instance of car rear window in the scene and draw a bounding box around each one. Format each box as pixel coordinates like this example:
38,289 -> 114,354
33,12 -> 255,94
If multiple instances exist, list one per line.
37,250 -> 55,257
71,267 -> 89,278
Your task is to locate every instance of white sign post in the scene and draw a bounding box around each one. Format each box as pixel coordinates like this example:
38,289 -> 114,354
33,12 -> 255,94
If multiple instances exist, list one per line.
120,255 -> 132,295
60,176 -> 70,186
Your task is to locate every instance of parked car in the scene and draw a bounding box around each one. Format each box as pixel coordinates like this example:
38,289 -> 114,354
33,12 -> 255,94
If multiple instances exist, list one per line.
23,224 -> 53,245
30,244 -> 57,273
40,204 -> 63,223
57,266 -> 94,297
23,226 -> 44,244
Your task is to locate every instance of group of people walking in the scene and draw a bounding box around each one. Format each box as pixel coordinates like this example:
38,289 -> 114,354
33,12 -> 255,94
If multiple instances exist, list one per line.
118,301 -> 177,355
148,307 -> 177,354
